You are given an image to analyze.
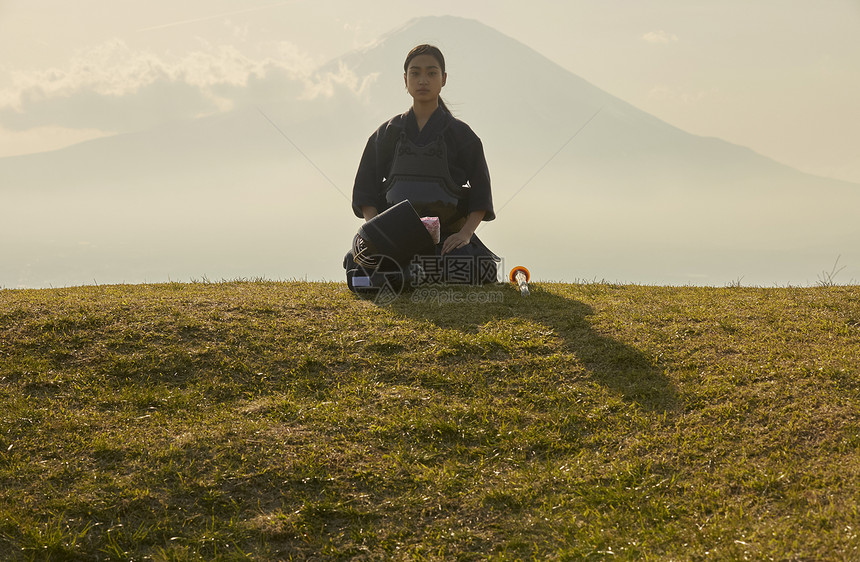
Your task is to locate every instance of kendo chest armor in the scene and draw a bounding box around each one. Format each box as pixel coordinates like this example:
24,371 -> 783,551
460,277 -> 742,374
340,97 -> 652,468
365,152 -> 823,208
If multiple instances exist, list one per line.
384,132 -> 468,234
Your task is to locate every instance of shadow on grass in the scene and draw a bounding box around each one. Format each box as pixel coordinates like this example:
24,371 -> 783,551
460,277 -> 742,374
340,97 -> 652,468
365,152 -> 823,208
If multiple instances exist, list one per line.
383,283 -> 679,414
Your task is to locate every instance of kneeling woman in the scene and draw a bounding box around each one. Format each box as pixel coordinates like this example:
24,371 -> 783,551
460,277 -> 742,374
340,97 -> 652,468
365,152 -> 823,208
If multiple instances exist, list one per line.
346,44 -> 498,285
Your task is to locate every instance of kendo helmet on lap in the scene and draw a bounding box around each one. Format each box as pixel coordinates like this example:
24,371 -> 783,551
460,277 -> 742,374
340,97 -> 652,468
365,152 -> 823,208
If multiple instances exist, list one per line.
351,200 -> 435,269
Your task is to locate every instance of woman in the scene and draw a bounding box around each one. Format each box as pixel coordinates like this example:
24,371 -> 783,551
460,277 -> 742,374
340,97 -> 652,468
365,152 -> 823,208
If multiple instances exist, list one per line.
346,44 -> 498,286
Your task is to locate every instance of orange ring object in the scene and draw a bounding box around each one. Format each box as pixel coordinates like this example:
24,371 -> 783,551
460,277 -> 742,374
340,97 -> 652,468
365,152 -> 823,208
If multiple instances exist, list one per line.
509,266 -> 530,284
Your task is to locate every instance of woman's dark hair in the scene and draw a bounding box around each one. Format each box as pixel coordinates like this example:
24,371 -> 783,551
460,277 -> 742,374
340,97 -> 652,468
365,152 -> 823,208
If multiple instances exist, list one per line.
403,44 -> 446,74
403,44 -> 450,113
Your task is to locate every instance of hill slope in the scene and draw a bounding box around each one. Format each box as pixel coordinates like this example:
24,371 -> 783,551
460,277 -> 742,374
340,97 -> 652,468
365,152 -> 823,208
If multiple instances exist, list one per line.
1,281 -> 859,559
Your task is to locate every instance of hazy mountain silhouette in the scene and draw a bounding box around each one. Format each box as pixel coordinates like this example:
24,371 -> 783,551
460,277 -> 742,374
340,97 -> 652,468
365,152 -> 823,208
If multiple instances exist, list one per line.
3,15 -> 858,288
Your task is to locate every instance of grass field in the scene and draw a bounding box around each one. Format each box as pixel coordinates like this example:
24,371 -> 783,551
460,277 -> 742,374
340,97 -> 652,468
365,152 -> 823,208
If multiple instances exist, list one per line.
1,280 -> 858,560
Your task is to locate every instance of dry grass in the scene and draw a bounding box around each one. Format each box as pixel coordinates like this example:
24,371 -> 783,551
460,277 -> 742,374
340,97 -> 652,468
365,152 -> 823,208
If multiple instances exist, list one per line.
1,280 -> 859,560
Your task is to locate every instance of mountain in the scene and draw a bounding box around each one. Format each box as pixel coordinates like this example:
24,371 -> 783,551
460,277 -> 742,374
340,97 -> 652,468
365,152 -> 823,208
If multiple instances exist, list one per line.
333,17 -> 860,283
2,16 -> 858,288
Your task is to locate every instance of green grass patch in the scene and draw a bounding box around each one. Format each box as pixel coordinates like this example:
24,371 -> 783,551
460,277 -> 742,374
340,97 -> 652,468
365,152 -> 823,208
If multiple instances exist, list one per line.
1,280 -> 859,559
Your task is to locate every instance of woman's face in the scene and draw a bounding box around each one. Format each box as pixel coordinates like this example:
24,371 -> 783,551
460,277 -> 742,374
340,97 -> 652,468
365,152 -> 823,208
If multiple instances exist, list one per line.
404,54 -> 447,103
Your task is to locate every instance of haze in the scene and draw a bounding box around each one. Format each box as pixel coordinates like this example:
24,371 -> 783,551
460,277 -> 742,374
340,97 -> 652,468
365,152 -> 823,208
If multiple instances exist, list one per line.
2,1 -> 859,288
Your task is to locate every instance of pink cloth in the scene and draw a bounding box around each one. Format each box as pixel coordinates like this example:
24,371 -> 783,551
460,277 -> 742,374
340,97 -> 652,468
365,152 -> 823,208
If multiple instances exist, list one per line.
421,217 -> 441,244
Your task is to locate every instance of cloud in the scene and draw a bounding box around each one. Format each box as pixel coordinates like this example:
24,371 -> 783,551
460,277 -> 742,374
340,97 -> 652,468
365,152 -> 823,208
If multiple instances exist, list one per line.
300,61 -> 378,101
0,38 -> 372,134
642,30 -> 679,45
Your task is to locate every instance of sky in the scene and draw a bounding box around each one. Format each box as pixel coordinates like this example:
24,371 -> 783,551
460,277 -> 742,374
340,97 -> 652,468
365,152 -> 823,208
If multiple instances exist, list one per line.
1,0 -> 859,184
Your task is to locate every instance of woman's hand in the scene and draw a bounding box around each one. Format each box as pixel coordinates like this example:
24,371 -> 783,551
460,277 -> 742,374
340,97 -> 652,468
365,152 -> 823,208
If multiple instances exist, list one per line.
441,231 -> 472,255
440,210 -> 486,255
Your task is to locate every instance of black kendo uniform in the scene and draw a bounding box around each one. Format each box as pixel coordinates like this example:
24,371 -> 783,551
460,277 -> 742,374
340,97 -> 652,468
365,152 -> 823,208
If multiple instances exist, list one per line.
345,106 -> 499,285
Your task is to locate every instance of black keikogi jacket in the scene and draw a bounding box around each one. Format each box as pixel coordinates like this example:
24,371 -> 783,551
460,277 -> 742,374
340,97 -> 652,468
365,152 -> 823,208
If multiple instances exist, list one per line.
351,106 -> 496,225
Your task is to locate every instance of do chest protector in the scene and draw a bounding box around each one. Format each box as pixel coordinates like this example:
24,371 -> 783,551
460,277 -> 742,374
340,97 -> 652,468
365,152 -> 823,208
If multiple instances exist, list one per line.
383,133 -> 468,234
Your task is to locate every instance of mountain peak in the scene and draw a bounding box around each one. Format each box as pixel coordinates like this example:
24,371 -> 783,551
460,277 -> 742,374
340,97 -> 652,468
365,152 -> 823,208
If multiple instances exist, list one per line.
366,14 -> 549,74
378,15 -> 494,44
